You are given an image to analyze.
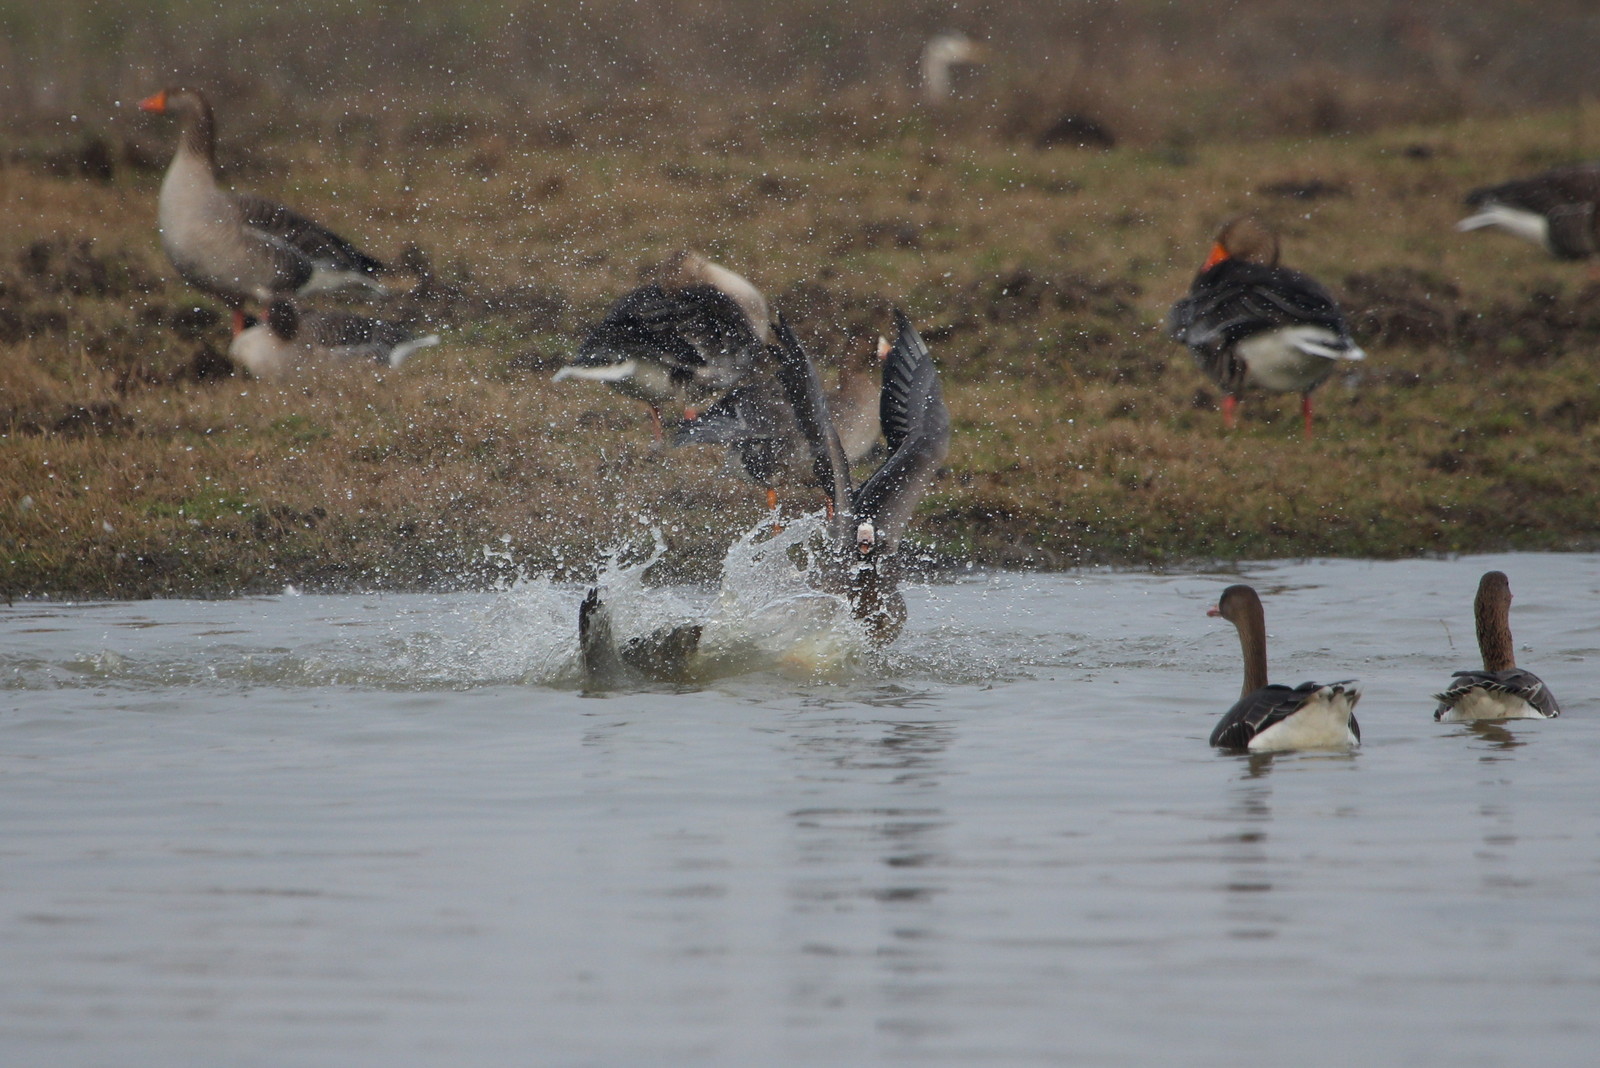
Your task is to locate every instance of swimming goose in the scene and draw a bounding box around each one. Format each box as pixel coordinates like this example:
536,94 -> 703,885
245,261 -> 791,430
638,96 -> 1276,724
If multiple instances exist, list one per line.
1207,584 -> 1361,751
1434,570 -> 1562,722
771,308 -> 951,645
554,252 -> 771,437
1166,217 -> 1365,439
228,299 -> 438,379
138,88 -> 389,332
1457,163 -> 1600,260
673,335 -> 886,510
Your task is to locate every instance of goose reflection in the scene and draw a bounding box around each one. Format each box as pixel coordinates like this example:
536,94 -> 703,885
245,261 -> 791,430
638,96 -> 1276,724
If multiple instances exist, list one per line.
1463,719 -> 1526,756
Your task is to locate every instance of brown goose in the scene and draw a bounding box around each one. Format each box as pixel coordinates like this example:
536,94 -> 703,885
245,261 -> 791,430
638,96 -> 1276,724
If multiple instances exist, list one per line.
138,88 -> 389,332
228,300 -> 438,379
1457,163 -> 1600,260
1207,584 -> 1361,751
553,252 -> 771,437
673,335 -> 886,511
1434,571 -> 1562,722
1166,217 -> 1365,439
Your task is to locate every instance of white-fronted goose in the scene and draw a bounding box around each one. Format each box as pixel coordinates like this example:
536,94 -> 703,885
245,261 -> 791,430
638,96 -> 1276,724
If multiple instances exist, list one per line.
771,309 -> 951,645
1167,217 -> 1365,439
673,335 -> 885,510
1208,584 -> 1361,751
228,299 -> 438,379
1435,571 -> 1562,722
553,252 -> 771,436
1457,163 -> 1600,260
138,88 -> 389,332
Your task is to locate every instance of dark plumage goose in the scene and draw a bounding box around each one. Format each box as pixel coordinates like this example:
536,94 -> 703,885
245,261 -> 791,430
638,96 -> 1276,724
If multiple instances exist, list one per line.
554,252 -> 771,436
1457,163 -> 1600,260
576,587 -> 703,690
772,309 -> 951,645
1167,217 -> 1365,439
228,299 -> 438,379
137,88 -> 388,333
673,335 -> 886,510
1434,571 -> 1562,722
1207,584 -> 1361,751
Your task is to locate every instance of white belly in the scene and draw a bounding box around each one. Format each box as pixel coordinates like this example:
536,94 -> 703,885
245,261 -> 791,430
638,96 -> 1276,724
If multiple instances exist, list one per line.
1248,690 -> 1360,751
1437,687 -> 1547,722
1237,328 -> 1362,393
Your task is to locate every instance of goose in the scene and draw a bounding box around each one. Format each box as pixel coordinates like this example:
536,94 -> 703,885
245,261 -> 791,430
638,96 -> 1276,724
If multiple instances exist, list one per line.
1167,217 -> 1365,439
673,334 -> 887,511
771,308 -> 951,645
1434,571 -> 1562,722
137,88 -> 389,333
228,299 -> 438,379
920,32 -> 986,105
1457,163 -> 1600,260
574,309 -> 949,681
1207,584 -> 1361,751
553,251 -> 771,437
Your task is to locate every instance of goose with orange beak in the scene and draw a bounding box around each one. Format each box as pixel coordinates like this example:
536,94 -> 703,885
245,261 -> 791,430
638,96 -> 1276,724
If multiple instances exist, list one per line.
138,87 -> 388,334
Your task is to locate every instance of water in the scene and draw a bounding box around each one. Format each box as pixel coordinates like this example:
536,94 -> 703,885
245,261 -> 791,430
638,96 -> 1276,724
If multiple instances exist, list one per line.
3,552 -> 1598,1067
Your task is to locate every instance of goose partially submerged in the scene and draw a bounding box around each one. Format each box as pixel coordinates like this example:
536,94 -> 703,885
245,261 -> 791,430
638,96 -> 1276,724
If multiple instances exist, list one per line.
554,252 -> 771,436
137,87 -> 389,333
1457,163 -> 1600,260
1434,571 -> 1562,722
228,299 -> 438,379
1167,217 -> 1365,439
1207,584 -> 1361,751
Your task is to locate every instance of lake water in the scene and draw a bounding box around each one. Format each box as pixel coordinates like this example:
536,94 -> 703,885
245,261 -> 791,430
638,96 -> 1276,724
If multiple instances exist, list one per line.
3,551 -> 1597,1067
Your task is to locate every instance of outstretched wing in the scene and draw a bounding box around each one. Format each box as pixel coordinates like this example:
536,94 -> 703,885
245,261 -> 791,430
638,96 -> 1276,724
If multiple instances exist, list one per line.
850,310 -> 951,553
770,314 -> 851,519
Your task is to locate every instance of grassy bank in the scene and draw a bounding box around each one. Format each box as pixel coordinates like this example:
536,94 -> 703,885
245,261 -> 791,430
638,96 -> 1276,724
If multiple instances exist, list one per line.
4,93 -> 1600,597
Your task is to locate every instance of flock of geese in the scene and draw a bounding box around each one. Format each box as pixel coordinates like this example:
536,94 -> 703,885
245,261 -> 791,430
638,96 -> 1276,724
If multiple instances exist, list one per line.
134,86 -> 1579,747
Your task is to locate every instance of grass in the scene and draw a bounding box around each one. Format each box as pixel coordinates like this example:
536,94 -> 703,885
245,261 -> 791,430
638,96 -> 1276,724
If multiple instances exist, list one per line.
3,81 -> 1600,597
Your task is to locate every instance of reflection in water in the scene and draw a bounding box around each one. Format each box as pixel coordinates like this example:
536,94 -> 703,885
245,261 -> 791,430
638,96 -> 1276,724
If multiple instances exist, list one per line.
1464,720 -> 1526,757
784,716 -> 956,1041
1217,762 -> 1282,940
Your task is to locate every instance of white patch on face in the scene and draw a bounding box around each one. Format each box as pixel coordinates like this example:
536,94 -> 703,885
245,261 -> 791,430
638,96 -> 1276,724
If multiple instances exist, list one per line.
856,521 -> 876,554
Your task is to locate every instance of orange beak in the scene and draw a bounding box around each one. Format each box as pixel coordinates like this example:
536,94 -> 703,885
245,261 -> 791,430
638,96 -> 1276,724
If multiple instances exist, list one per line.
1206,605 -> 1223,617
1200,241 -> 1230,272
137,90 -> 168,114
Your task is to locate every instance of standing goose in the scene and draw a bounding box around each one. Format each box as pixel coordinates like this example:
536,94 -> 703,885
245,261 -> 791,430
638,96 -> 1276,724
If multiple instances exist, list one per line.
1167,217 -> 1365,439
771,308 -> 951,645
1434,571 -> 1562,722
138,88 -> 389,332
1457,163 -> 1600,260
554,252 -> 771,437
228,299 -> 438,379
673,335 -> 887,511
1207,584 -> 1361,751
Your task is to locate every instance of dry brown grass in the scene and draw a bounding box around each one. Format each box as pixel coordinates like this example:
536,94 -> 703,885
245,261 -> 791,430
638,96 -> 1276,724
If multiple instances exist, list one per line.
4,73 -> 1600,596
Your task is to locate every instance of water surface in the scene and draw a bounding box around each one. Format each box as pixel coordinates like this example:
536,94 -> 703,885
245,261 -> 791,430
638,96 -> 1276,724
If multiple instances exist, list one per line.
3,553 -> 1598,1066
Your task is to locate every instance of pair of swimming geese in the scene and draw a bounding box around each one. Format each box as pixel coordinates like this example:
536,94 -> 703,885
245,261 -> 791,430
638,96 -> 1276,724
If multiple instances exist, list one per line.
1209,570 -> 1561,752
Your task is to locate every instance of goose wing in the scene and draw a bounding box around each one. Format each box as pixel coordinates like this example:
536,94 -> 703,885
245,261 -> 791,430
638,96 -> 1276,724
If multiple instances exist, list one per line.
1434,668 -> 1562,720
235,192 -> 386,276
850,310 -> 950,554
770,314 -> 851,519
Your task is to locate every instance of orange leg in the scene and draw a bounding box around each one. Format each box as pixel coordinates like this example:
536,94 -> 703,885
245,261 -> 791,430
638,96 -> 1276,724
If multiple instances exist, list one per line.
1221,394 -> 1240,430
1301,395 -> 1315,441
231,309 -> 247,337
648,405 -> 664,442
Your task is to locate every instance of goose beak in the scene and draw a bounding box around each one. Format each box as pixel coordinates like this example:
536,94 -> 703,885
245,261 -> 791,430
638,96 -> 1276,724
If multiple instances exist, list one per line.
1206,605 -> 1223,618
138,91 -> 168,114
